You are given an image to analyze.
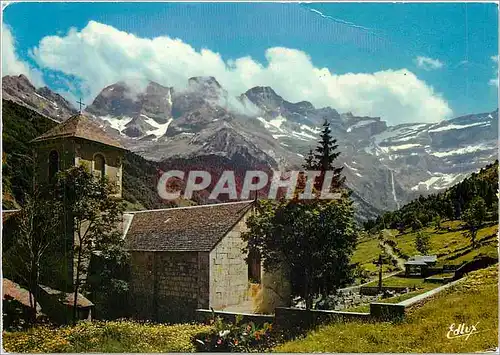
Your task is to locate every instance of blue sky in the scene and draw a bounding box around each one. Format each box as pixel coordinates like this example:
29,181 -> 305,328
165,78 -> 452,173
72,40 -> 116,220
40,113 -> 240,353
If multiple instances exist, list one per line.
2,2 -> 498,125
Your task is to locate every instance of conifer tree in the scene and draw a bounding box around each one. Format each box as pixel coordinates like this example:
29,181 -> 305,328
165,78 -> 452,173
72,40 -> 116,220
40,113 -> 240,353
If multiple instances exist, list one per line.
303,149 -> 316,170
313,120 -> 345,192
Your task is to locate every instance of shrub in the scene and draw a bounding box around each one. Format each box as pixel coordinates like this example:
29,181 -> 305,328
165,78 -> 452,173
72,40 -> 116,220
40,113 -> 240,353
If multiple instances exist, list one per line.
194,314 -> 278,352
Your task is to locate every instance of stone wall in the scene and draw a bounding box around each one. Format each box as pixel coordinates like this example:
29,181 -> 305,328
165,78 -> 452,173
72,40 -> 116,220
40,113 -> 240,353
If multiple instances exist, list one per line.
34,138 -> 76,184
196,309 -> 274,326
129,251 -> 210,322
209,213 -> 250,310
34,137 -> 124,198
74,139 -> 124,198
359,285 -> 409,296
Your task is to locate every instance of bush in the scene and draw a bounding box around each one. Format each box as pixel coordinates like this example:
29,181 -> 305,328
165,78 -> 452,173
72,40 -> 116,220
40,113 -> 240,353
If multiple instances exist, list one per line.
194,314 -> 278,352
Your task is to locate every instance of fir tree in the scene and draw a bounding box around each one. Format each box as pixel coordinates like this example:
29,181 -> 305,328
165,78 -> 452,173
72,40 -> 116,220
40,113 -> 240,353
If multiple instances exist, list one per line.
313,120 -> 345,192
303,149 -> 316,169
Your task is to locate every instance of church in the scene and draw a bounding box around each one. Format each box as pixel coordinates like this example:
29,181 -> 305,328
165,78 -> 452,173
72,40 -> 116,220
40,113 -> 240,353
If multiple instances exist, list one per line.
27,112 -> 275,322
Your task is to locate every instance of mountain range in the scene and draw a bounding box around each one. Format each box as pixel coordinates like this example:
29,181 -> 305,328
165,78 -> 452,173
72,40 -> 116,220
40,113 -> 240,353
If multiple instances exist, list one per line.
3,74 -> 498,221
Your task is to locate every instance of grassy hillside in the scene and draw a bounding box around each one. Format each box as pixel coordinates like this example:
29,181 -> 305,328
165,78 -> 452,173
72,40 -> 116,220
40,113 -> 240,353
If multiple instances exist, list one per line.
385,221 -> 497,265
354,161 -> 498,279
1,99 -> 191,210
351,234 -> 398,276
275,265 -> 498,353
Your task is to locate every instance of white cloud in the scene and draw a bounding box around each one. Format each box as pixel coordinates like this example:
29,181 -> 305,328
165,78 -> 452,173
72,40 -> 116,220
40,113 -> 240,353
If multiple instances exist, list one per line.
2,24 -> 44,87
488,55 -> 498,87
31,21 -> 452,125
415,56 -> 444,71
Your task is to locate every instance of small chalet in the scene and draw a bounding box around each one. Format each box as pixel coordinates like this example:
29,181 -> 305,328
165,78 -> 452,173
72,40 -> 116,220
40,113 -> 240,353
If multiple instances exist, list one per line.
404,255 -> 438,277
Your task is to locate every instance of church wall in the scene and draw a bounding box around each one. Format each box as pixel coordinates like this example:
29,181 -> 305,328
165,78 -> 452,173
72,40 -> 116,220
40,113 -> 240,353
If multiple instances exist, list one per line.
129,250 -> 210,322
209,213 -> 250,310
33,137 -> 124,198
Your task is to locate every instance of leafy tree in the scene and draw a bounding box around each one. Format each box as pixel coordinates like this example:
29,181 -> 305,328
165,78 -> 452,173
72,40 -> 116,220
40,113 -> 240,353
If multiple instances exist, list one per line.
415,232 -> 431,255
85,245 -> 130,320
432,215 -> 441,231
462,196 -> 487,248
412,218 -> 423,232
54,165 -> 126,323
3,191 -> 63,321
243,197 -> 357,310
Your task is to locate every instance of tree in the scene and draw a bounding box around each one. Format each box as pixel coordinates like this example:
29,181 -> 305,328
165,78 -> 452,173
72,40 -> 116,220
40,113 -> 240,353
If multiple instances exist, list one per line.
412,218 -> 423,232
415,232 -> 430,255
432,215 -> 442,231
242,197 -> 357,310
303,149 -> 315,169
3,191 -> 63,321
84,244 -> 130,320
54,165 -> 126,323
462,196 -> 487,248
313,120 -> 345,191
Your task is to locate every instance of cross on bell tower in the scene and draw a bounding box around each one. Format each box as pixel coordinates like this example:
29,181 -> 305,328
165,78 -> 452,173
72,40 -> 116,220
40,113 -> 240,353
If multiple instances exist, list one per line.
76,98 -> 85,114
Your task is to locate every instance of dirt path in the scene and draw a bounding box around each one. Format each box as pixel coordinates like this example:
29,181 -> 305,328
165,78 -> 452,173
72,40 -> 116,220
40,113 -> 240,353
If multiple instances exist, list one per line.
381,230 -> 406,271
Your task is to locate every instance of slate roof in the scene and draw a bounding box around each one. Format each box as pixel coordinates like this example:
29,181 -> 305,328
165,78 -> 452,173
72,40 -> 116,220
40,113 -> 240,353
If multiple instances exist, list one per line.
404,260 -> 428,266
125,200 -> 254,252
405,255 -> 438,266
39,285 -> 94,308
3,278 -> 42,312
31,113 -> 124,149
408,255 -> 437,263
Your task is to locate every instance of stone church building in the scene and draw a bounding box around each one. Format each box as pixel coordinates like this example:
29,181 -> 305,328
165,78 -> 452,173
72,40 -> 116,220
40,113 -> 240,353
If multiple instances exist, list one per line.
123,201 -> 259,321
29,112 -> 266,322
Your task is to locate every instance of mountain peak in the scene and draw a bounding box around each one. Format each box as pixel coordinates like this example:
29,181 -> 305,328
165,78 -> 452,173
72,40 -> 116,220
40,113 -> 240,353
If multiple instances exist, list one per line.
2,74 -> 76,121
245,86 -> 281,99
188,76 -> 222,89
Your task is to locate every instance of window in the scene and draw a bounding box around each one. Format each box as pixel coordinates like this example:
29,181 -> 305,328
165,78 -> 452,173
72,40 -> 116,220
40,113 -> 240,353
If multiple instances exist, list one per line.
48,150 -> 59,181
94,154 -> 105,179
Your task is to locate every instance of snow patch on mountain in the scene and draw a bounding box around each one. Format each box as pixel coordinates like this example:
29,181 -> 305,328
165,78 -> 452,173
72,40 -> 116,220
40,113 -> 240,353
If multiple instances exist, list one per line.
346,119 -> 377,133
269,114 -> 287,129
388,143 -> 421,151
428,121 -> 491,133
100,115 -> 134,133
300,124 -> 321,134
411,172 -> 467,191
431,144 -> 497,157
344,163 -> 359,171
141,114 -> 173,139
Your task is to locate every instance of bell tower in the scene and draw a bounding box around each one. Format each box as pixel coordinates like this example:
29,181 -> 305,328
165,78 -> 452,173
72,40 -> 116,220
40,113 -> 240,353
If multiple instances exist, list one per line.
31,113 -> 126,290
32,113 -> 125,198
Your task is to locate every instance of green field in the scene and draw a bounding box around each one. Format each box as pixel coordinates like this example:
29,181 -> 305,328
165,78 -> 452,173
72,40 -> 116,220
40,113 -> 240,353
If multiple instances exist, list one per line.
352,236 -> 395,275
275,266 -> 499,353
385,221 -> 497,265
